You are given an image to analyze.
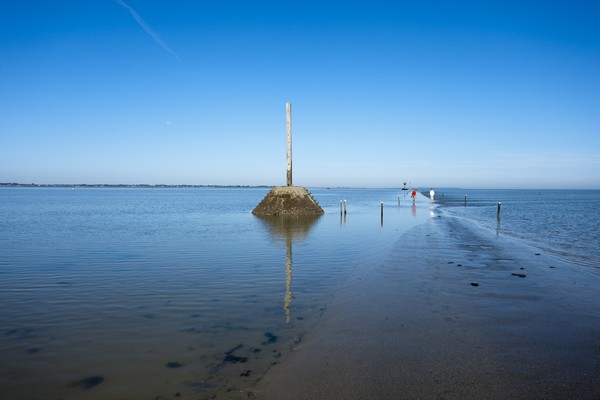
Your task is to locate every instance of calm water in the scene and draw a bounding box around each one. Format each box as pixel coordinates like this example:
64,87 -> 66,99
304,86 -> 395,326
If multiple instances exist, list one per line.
435,189 -> 600,269
0,187 -> 429,399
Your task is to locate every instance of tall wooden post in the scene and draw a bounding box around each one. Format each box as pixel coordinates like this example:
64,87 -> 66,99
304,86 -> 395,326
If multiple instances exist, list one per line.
286,102 -> 292,186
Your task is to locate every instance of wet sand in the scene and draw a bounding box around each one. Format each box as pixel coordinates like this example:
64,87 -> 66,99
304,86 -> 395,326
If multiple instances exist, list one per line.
252,207 -> 600,399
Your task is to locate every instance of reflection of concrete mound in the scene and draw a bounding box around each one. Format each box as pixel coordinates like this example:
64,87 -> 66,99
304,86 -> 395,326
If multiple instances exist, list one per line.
252,186 -> 324,216
255,214 -> 321,241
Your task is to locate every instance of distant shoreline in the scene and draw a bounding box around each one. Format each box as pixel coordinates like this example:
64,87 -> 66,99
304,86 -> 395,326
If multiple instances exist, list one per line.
0,184 -> 394,190
0,183 -> 272,189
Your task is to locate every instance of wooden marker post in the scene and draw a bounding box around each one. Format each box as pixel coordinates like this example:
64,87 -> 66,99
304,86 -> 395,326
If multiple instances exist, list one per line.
497,202 -> 501,220
286,102 -> 292,186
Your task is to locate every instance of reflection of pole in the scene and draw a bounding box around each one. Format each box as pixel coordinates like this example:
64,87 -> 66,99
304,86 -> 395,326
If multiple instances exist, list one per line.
284,233 -> 292,323
286,102 -> 292,187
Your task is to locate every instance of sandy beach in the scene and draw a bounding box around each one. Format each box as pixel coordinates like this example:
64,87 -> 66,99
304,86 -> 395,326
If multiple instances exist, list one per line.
252,205 -> 600,399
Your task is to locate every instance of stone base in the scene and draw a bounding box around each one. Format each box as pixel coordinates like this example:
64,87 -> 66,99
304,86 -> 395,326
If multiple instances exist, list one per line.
252,186 -> 324,216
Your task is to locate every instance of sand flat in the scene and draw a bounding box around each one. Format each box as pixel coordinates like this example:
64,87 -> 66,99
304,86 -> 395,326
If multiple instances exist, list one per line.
253,210 -> 600,399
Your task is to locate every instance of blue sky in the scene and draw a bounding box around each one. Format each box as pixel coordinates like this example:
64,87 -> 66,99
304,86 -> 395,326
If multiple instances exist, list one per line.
1,1 -> 598,188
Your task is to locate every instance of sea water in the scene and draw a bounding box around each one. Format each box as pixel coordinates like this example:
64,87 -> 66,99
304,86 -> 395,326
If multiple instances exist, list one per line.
436,189 -> 600,269
0,187 -> 428,399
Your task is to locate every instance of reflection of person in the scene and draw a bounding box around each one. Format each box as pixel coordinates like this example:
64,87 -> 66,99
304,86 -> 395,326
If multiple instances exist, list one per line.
411,189 -> 417,202
429,188 -> 435,202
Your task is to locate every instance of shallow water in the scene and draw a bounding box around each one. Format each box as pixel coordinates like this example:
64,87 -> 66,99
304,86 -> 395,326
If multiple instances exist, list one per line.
0,187 -> 429,399
435,189 -> 600,269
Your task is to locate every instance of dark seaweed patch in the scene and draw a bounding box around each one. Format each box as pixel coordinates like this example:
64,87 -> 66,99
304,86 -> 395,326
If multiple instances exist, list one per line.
225,344 -> 243,355
470,282 -> 479,287
223,343 -> 248,363
261,332 -> 277,345
223,354 -> 248,363
5,328 -> 35,339
511,273 -> 527,278
166,362 -> 183,368
69,376 -> 105,389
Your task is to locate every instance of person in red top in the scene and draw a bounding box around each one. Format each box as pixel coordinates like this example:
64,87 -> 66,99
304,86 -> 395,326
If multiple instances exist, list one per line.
411,189 -> 417,202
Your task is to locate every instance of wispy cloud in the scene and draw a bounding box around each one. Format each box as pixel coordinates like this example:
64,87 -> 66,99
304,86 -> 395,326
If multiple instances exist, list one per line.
114,0 -> 181,63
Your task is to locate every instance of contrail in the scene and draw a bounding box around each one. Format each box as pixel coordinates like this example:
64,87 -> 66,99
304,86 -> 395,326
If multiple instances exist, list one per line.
114,0 -> 182,63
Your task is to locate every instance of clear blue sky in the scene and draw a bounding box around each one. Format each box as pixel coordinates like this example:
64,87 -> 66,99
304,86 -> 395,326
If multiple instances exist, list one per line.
1,1 -> 598,188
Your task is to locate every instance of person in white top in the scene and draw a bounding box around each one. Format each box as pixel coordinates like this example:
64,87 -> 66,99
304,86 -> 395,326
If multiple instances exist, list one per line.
429,188 -> 435,202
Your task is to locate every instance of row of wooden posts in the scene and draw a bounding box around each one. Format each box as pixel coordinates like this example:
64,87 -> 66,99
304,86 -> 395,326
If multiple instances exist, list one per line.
339,196 -> 502,220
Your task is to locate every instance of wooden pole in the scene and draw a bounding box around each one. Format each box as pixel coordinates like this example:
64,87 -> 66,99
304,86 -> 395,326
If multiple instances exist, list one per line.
344,200 -> 347,215
286,102 -> 292,186
497,202 -> 501,220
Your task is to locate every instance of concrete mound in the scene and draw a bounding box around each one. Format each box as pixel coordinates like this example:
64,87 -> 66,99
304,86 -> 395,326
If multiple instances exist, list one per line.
252,186 -> 324,216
